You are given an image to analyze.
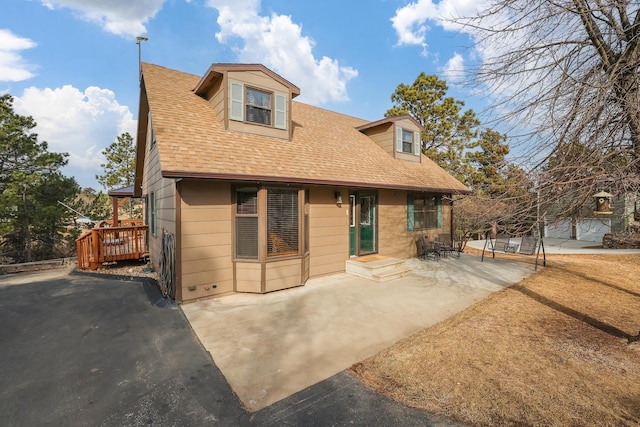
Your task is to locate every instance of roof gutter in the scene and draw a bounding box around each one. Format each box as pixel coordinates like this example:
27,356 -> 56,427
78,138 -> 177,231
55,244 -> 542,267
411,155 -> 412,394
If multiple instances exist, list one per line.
161,170 -> 471,194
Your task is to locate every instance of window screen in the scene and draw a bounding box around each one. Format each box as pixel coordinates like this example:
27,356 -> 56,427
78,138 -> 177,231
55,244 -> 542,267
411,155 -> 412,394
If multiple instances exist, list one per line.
236,188 -> 258,259
267,189 -> 298,256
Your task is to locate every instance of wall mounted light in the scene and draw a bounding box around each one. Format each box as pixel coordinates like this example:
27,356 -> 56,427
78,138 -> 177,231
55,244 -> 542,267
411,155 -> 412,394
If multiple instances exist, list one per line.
335,191 -> 343,207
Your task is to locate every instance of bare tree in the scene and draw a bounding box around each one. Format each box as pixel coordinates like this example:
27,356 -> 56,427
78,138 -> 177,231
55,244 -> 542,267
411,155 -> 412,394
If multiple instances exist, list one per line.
457,1 -> 640,230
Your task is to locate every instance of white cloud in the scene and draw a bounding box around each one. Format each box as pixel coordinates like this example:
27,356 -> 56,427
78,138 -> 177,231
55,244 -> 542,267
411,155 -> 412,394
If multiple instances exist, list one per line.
206,0 -> 357,104
40,0 -> 165,37
441,52 -> 464,82
13,85 -> 136,190
0,29 -> 37,82
391,0 -> 488,49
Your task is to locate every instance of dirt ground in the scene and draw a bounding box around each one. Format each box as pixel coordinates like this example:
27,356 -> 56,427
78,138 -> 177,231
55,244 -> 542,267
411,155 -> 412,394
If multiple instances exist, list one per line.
93,259 -> 159,280
349,253 -> 640,426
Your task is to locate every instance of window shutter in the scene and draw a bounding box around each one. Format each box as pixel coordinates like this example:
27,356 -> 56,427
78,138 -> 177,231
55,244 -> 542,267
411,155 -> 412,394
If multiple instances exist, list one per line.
147,112 -> 156,146
437,196 -> 442,228
274,93 -> 286,129
230,81 -> 244,121
407,193 -> 414,231
413,131 -> 421,155
395,126 -> 403,152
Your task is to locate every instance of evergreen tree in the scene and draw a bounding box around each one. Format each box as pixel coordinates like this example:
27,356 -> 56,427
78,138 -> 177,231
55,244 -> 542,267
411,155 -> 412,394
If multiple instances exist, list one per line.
96,132 -> 136,190
385,73 -> 480,182
0,94 -> 78,262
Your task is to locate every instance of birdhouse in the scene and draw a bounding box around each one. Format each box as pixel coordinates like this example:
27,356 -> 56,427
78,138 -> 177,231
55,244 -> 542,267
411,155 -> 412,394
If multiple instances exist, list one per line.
593,191 -> 613,215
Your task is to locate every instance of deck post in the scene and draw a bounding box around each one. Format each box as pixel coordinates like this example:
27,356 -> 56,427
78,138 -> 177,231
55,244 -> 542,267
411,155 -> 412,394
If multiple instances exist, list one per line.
90,229 -> 101,270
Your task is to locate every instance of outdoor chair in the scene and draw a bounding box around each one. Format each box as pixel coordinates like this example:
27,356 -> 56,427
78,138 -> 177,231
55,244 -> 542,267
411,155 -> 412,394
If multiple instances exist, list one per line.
481,230 -> 546,271
417,235 -> 440,261
493,234 -> 511,252
518,235 -> 538,255
437,233 -> 461,258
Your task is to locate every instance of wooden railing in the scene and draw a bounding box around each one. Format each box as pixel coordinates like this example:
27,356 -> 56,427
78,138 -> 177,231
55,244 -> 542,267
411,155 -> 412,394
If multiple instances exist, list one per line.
76,221 -> 148,271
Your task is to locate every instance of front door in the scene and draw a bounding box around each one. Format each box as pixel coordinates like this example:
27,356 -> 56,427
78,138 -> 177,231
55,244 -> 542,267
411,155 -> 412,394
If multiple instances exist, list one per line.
349,191 -> 378,256
359,192 -> 378,255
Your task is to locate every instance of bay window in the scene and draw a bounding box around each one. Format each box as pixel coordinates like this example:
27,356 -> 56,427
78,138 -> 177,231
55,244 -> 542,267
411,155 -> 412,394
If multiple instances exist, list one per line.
234,187 -> 303,260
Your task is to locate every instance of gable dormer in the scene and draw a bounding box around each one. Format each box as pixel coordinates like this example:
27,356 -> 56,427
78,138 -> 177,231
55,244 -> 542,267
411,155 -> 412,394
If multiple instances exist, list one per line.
193,64 -> 300,140
356,115 -> 423,163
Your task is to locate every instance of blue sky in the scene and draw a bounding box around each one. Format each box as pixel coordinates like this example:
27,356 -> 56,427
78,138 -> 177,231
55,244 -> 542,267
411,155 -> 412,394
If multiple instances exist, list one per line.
1,0 -> 486,190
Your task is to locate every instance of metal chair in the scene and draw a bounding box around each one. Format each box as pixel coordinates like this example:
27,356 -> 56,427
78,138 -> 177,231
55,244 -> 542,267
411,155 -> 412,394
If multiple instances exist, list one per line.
437,233 -> 461,258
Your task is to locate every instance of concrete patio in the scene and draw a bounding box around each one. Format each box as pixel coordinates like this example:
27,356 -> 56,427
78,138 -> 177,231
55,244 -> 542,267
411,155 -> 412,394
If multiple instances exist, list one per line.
181,252 -> 537,412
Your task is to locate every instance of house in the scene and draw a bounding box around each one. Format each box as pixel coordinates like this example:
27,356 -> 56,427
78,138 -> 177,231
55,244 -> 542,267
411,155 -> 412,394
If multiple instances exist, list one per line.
134,62 -> 469,302
544,191 -> 639,242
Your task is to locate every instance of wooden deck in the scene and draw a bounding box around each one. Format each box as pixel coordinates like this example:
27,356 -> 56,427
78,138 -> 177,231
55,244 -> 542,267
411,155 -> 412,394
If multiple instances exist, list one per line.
76,220 -> 149,271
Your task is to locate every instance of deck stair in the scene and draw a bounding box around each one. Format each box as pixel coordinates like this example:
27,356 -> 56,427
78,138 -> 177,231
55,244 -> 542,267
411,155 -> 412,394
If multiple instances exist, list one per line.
345,255 -> 412,282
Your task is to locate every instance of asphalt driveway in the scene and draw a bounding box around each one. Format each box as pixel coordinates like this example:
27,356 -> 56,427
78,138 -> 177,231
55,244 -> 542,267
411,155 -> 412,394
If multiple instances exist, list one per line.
0,267 -> 465,426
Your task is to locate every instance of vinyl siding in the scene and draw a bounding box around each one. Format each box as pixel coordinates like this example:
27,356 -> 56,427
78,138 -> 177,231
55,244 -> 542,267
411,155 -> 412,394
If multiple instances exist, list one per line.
179,180 -> 234,300
265,258 -> 302,292
378,189 -> 451,258
226,70 -> 290,139
308,187 -> 350,277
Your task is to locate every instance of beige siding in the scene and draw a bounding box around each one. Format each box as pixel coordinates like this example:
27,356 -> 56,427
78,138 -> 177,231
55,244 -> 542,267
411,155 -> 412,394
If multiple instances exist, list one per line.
395,152 -> 420,163
308,187 -> 349,278
265,258 -> 302,292
361,123 -> 394,156
394,119 -> 422,162
143,119 -> 176,271
226,70 -> 290,139
236,262 -> 262,293
179,180 -> 234,300
377,189 -> 412,258
209,78 -> 225,122
229,70 -> 288,93
377,189 -> 451,259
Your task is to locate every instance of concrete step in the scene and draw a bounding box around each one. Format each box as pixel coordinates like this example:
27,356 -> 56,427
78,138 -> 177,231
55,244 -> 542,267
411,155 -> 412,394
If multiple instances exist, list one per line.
345,256 -> 412,282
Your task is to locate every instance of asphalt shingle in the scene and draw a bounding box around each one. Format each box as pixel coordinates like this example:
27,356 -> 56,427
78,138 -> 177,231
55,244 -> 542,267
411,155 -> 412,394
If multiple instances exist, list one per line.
141,62 -> 469,193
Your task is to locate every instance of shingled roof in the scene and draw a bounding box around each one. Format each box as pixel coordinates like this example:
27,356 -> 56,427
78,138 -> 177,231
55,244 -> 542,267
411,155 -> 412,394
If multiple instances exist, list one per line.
136,62 -> 469,194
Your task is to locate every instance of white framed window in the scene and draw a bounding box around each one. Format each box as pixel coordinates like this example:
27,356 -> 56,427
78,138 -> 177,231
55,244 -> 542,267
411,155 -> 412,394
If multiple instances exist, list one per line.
395,126 -> 421,156
246,87 -> 272,125
229,81 -> 287,129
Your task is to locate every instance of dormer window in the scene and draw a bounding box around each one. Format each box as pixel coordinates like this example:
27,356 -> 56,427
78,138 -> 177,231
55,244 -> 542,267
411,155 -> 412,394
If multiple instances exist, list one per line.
396,126 -> 421,156
230,80 -> 287,129
246,88 -> 272,125
402,129 -> 413,153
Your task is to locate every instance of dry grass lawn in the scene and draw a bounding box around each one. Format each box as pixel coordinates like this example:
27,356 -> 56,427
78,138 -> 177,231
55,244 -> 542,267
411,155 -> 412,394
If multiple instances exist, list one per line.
349,254 -> 640,426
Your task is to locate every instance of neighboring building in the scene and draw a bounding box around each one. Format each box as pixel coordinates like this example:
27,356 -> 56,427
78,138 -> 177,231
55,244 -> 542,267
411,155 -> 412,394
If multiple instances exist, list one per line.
544,191 -> 638,242
134,62 -> 469,302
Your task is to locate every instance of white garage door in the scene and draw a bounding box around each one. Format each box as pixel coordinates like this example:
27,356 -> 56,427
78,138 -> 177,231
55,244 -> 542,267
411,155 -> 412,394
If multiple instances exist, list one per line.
576,219 -> 611,242
545,219 -> 572,239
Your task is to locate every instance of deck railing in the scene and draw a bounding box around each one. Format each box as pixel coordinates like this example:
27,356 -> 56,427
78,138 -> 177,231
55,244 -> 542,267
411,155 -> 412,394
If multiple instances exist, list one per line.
76,220 -> 148,270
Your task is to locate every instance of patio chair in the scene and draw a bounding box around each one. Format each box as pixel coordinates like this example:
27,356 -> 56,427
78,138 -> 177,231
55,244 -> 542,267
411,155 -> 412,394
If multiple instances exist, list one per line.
437,233 -> 461,258
417,235 -> 440,261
